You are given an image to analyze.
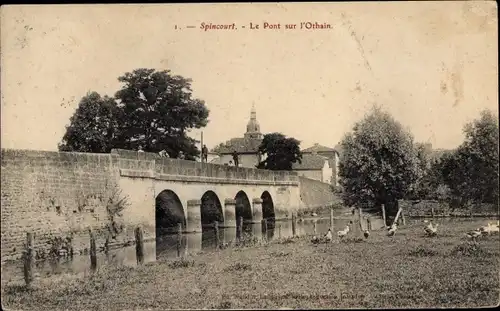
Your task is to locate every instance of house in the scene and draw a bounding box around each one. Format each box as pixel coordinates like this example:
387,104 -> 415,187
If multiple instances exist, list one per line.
292,153 -> 333,184
300,143 -> 340,186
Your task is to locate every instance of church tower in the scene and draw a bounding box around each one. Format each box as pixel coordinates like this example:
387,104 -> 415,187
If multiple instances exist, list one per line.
244,104 -> 263,140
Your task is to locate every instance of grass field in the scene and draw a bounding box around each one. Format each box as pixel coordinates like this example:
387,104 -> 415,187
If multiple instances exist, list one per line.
2,218 -> 499,310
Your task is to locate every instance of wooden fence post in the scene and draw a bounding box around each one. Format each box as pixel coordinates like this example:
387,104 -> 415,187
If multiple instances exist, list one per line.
23,232 -> 34,286
367,218 -> 372,231
104,236 -> 110,255
278,224 -> 282,239
330,208 -> 334,232
313,220 -> 317,236
177,223 -> 182,258
89,230 -> 97,272
135,227 -> 144,265
214,221 -> 220,249
359,208 -> 364,231
401,208 -> 406,226
292,213 -> 297,237
382,204 -> 387,227
392,208 -> 403,228
431,206 -> 435,219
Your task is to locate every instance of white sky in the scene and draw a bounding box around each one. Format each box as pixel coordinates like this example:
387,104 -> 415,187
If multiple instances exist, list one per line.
1,2 -> 498,151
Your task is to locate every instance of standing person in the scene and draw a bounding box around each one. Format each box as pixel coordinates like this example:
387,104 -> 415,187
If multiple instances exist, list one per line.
232,150 -> 239,167
178,151 -> 185,160
202,144 -> 208,163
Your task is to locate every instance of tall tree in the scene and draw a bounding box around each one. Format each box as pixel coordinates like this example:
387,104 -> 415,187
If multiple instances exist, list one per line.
440,110 -> 499,207
58,68 -> 210,159
408,143 -> 433,200
58,92 -> 122,153
114,68 -> 209,160
338,106 -> 422,224
256,133 -> 302,170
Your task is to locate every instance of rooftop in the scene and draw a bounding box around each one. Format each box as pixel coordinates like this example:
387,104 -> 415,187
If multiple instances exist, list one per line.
213,137 -> 263,154
302,143 -> 338,154
292,154 -> 329,170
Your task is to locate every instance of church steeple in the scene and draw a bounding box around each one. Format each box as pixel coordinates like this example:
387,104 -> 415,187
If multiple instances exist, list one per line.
245,104 -> 262,140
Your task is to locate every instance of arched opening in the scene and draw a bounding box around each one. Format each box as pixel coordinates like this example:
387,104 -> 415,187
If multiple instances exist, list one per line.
200,191 -> 224,228
156,190 -> 185,236
235,190 -> 253,233
261,191 -> 275,221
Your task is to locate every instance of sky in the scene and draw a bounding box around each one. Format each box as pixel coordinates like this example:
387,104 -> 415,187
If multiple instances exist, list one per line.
1,2 -> 498,152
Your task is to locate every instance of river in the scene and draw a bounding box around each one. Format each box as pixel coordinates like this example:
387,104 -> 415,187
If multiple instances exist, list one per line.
7,216 -> 490,286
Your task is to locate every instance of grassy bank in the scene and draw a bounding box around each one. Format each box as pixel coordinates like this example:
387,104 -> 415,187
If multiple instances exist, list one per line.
2,219 -> 499,310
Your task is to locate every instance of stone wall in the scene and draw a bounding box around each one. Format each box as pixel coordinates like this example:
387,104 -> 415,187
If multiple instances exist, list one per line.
0,149 -> 129,263
296,170 -> 323,182
298,176 -> 340,209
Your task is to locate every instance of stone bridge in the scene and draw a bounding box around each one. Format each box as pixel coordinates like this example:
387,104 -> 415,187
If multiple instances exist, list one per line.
113,149 -> 301,235
0,148 -> 303,262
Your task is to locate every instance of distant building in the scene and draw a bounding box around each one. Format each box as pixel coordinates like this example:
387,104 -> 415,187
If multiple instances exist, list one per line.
297,143 -> 340,186
292,153 -> 332,183
210,105 -> 264,168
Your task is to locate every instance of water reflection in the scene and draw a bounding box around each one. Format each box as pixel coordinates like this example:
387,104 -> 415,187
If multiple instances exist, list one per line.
0,216 -> 406,286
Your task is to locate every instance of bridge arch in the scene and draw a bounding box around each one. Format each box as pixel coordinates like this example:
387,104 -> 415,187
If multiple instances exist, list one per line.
156,190 -> 185,236
200,191 -> 224,228
235,190 -> 252,223
261,191 -> 275,221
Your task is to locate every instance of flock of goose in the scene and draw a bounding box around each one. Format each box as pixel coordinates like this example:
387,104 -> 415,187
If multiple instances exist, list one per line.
310,218 -> 500,244
310,220 -> 370,244
465,220 -> 500,241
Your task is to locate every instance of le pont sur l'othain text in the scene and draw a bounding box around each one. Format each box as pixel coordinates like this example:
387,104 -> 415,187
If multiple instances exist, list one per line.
195,22 -> 333,31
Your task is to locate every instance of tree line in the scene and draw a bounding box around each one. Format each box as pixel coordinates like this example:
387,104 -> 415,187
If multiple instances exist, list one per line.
59,68 -> 303,169
58,68 -> 209,160
337,106 -> 499,221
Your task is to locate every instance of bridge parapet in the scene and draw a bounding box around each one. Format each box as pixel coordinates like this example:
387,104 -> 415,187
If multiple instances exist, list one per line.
111,149 -> 299,185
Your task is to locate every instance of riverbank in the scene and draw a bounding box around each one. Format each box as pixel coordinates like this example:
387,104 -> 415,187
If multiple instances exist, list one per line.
2,218 -> 499,310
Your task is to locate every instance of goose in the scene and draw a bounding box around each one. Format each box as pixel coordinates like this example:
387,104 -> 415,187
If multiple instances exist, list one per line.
424,221 -> 434,231
324,229 -> 333,242
490,223 -> 500,234
387,224 -> 398,237
363,230 -> 370,239
311,212 -> 318,217
465,230 -> 481,240
425,223 -> 439,236
484,222 -> 499,234
338,225 -> 350,239
311,235 -> 320,244
479,222 -> 495,235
